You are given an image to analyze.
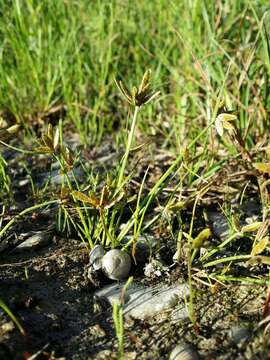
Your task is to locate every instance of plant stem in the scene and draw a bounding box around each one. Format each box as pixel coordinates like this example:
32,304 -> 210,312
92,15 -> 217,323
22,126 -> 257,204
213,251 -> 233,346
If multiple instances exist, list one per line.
0,200 -> 58,240
117,106 -> 140,189
0,140 -> 36,155
187,196 -> 198,326
203,254 -> 252,268
0,298 -> 25,335
54,155 -> 94,248
113,303 -> 124,360
117,117 -> 217,243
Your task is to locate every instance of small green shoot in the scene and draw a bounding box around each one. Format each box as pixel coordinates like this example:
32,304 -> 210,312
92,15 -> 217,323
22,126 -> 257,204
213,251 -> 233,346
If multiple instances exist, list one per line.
0,298 -> 25,336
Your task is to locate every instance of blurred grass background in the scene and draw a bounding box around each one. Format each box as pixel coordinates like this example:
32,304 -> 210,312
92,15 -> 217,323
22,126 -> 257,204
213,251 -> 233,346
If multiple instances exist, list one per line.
0,0 -> 269,153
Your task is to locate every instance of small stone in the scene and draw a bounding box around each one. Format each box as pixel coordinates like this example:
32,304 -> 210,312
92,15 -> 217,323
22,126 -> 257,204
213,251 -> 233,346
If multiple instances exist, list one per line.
241,200 -> 261,217
0,240 -> 9,253
207,212 -> 229,239
35,164 -> 84,186
122,235 -> 158,262
1,321 -> 15,334
96,350 -> 112,360
229,325 -> 252,345
94,282 -> 189,320
18,178 -> 30,187
144,259 -> 169,278
169,343 -> 200,360
13,231 -> 53,252
89,324 -> 106,337
50,167 -> 84,185
124,352 -> 136,360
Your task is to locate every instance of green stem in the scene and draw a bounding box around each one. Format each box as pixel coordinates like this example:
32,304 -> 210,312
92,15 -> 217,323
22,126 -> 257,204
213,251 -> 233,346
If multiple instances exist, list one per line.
54,155 -> 94,248
117,117 -> 217,243
0,140 -> 36,155
0,200 -> 58,240
187,197 -> 198,325
117,106 -> 140,189
199,232 -> 242,263
203,254 -> 252,268
0,298 -> 25,335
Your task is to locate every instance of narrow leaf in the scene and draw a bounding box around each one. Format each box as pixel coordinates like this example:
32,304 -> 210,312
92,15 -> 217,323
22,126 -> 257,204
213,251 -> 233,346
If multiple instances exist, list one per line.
249,255 -> 270,266
53,127 -> 60,151
215,117 -> 223,136
242,221 -> 263,233
192,228 -> 211,249
251,237 -> 269,256
72,190 -> 93,204
139,69 -> 151,92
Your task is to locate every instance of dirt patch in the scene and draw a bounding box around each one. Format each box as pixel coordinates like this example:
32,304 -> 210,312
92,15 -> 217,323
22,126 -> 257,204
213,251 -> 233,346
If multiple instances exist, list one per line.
1,139 -> 270,359
1,238 -> 270,359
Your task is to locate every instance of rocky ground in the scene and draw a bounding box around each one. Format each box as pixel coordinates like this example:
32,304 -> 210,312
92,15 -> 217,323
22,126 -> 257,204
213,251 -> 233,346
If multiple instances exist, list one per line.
1,233 -> 269,359
1,141 -> 270,359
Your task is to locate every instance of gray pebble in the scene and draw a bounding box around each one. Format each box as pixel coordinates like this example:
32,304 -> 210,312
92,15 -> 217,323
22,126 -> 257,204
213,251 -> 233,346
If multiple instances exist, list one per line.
229,325 -> 252,345
169,343 -> 200,360
13,231 -> 53,252
94,282 -> 189,320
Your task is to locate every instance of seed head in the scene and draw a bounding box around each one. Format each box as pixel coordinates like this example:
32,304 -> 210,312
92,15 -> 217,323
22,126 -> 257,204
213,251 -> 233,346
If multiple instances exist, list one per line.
114,69 -> 160,107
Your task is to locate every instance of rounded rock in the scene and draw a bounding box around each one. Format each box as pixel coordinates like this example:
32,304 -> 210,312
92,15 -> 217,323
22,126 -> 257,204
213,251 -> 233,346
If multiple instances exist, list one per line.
230,326 -> 251,345
89,245 -> 105,270
101,249 -> 131,280
169,343 -> 200,360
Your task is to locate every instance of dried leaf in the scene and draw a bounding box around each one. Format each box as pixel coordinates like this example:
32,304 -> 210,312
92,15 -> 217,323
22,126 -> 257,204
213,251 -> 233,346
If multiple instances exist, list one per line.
222,121 -> 235,131
88,194 -> 102,208
242,221 -> 263,233
131,86 -> 138,101
215,117 -> 223,136
104,190 -> 125,210
253,162 -> 270,174
72,190 -> 93,204
183,147 -> 190,164
169,201 -> 186,211
35,146 -> 52,154
53,127 -> 60,151
7,124 -> 20,134
114,78 -> 132,103
143,90 -> 160,105
255,220 -> 270,242
42,134 -> 53,150
248,255 -> 270,266
251,237 -> 269,256
215,113 -> 237,137
62,146 -> 74,168
114,69 -> 159,107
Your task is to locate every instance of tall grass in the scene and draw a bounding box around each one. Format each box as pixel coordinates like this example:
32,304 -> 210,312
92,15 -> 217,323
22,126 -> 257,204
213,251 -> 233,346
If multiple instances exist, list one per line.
0,1 -> 268,149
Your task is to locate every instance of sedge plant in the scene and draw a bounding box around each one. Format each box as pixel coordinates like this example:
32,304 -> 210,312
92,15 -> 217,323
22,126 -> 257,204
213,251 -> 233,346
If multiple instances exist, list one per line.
35,123 -> 96,248
114,69 -> 160,189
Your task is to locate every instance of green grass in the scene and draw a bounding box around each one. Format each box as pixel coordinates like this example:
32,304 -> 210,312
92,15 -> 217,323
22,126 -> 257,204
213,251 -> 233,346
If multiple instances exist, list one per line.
0,0 -> 270,353
0,1 -> 268,146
